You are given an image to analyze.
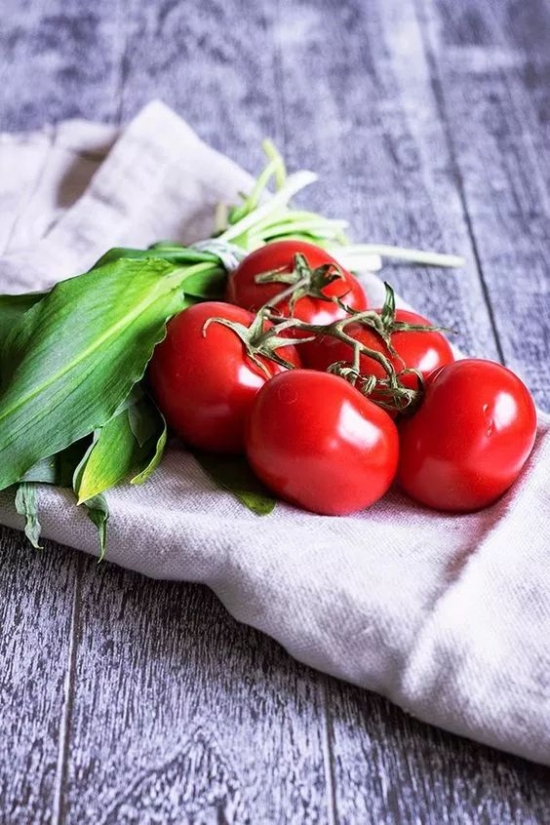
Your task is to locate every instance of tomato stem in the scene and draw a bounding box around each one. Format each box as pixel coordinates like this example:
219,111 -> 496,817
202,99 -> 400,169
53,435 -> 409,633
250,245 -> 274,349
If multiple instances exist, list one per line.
254,253 -> 345,312
262,308 -> 425,413
202,312 -> 303,376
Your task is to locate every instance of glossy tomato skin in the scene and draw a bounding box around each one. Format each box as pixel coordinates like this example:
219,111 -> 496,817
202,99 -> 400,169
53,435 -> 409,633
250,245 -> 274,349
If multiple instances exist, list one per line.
397,359 -> 537,512
245,370 -> 399,515
226,240 -> 368,326
149,301 -> 301,454
302,308 -> 454,391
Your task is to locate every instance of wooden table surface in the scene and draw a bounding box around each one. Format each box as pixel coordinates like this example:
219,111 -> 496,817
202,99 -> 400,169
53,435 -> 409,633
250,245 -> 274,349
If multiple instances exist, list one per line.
1,0 -> 550,822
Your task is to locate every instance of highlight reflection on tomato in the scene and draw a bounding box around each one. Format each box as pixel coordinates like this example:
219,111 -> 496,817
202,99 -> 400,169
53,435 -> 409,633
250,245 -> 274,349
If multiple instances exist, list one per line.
245,369 -> 399,515
397,359 -> 537,512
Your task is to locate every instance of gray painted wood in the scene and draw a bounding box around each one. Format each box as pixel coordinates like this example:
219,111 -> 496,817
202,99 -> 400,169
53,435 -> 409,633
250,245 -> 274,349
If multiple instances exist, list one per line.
416,0 -> 550,410
329,685 -> 550,825
0,529 -> 79,825
1,0 -> 550,823
0,0 -> 123,130
272,0 -> 501,360
64,562 -> 329,823
118,0 -> 284,164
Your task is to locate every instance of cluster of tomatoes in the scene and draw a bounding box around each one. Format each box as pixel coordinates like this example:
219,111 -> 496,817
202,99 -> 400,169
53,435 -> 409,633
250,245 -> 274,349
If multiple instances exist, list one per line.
149,240 -> 537,516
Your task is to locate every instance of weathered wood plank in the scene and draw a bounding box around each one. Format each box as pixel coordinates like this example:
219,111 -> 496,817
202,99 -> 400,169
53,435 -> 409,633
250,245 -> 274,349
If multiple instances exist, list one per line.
0,4 -> 123,819
273,0 -> 501,359
62,562 -> 328,823
416,0 -> 550,410
0,528 -> 79,825
0,0 -> 124,130
118,0 -> 286,168
328,685 -> 550,825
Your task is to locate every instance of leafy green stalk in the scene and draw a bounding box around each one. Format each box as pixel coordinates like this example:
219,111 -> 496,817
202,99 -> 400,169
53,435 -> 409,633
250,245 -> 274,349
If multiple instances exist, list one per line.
213,142 -> 463,270
0,257 -> 201,490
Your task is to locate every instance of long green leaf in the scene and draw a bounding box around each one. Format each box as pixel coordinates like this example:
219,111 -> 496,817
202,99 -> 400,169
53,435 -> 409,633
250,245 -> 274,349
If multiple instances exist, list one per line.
74,413 -> 137,502
91,248 -> 226,298
0,257 -> 191,490
193,453 -> 276,515
21,439 -> 89,486
128,396 -> 168,486
181,268 -> 227,299
74,391 -> 167,502
91,246 -> 220,270
130,422 -> 167,485
126,388 -> 158,446
83,493 -> 109,562
0,292 -> 46,354
14,482 -> 42,549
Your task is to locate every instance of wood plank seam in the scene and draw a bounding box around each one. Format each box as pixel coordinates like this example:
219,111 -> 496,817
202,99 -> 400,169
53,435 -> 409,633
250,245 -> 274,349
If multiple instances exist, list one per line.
51,553 -> 85,825
320,679 -> 339,825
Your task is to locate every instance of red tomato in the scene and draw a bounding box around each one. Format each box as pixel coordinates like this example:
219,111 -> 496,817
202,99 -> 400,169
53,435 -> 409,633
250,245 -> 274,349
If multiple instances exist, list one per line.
245,370 -> 399,515
149,301 -> 301,454
397,359 -> 537,512
302,308 -> 454,392
226,240 -> 367,327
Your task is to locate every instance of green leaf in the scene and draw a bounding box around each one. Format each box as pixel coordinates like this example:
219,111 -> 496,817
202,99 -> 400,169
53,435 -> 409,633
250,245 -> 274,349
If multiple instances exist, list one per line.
130,420 -> 167,485
91,248 -> 226,299
193,453 -> 276,515
74,390 -> 167,502
126,388 -> 157,447
14,482 -> 42,549
0,292 -> 46,354
0,257 -> 191,491
182,267 -> 227,299
92,246 -> 220,270
128,398 -> 168,486
21,439 -> 89,486
83,493 -> 109,562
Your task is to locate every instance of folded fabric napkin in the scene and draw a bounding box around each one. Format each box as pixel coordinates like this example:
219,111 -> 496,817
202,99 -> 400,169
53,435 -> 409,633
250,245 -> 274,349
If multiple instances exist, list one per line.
1,101 -> 549,766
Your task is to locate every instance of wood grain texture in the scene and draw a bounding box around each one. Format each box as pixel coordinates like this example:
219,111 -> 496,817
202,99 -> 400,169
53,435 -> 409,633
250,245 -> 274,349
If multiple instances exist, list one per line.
272,0 -> 500,359
0,0 -> 124,130
1,0 -> 550,822
328,685 -> 550,825
118,0 -> 286,166
62,563 -> 328,823
416,0 -> 550,410
0,528 -> 79,825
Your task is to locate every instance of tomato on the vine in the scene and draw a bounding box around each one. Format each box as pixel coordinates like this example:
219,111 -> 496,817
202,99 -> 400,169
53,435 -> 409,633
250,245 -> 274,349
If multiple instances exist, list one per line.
226,239 -> 367,326
397,359 -> 537,512
149,301 -> 301,454
245,369 -> 399,515
302,308 -> 454,392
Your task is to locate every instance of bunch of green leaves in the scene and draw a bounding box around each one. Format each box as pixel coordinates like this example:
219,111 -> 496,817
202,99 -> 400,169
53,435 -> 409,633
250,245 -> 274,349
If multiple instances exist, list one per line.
0,143 -> 462,557
0,257 -> 214,558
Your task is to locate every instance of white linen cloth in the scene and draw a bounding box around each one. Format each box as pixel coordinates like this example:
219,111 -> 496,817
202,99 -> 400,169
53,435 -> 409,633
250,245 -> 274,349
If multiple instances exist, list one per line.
0,102 -> 548,766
